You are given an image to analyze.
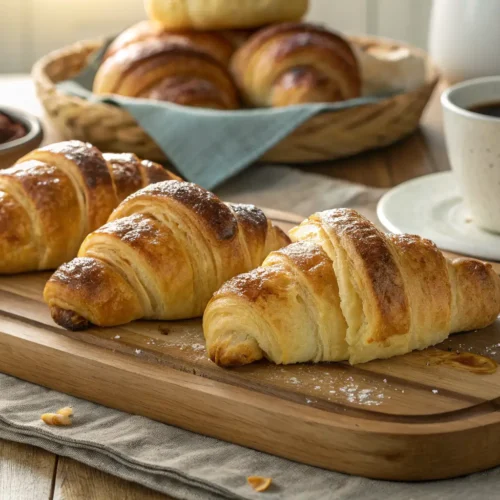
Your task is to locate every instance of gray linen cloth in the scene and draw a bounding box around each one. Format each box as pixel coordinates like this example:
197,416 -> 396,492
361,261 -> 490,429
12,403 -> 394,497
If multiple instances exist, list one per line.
2,166 -> 498,499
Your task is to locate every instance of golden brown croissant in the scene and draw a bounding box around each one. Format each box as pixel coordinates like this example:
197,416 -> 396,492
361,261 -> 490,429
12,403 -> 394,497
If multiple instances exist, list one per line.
105,20 -> 253,67
0,141 -> 179,274
44,180 -> 290,329
145,0 -> 309,30
94,39 -> 240,110
231,23 -> 362,107
204,209 -> 500,367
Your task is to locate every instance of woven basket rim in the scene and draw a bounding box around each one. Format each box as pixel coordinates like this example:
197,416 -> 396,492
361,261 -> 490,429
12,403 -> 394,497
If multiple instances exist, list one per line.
31,33 -> 440,117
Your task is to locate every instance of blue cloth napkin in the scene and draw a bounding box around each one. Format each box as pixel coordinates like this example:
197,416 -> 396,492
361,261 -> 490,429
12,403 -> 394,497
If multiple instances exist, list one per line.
57,39 -> 392,189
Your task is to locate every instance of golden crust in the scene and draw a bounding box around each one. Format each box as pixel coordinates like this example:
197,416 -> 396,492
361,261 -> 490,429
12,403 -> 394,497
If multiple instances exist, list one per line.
45,181 -> 289,328
145,0 -> 309,30
94,39 -> 239,110
103,152 -> 179,203
209,334 -> 264,367
80,213 -> 197,319
0,190 -> 38,274
318,209 -> 410,343
213,266 -> 281,304
112,181 -> 238,241
104,153 -> 143,203
22,141 -> 117,233
231,23 -> 361,107
45,257 -> 144,329
205,240 -> 348,366
0,160 -> 83,270
205,208 -> 500,367
0,140 -> 181,274
140,159 -> 182,185
450,258 -> 500,332
235,23 -> 358,69
143,78 -> 230,109
388,234 -> 452,351
271,240 -> 337,298
104,20 -> 237,66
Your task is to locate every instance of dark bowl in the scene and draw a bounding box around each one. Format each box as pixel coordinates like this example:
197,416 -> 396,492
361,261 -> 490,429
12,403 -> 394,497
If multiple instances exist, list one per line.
0,107 -> 44,170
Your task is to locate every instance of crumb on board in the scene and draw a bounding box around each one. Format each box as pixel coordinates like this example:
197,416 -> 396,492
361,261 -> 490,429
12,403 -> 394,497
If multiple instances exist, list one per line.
41,407 -> 74,426
247,476 -> 272,492
159,326 -> 170,335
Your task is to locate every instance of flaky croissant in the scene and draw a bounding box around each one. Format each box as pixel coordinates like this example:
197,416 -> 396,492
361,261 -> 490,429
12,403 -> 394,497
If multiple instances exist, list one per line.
105,21 -> 253,67
145,0 -> 309,30
0,141 -> 179,274
94,39 -> 240,110
204,209 -> 500,367
231,23 -> 362,107
44,180 -> 290,329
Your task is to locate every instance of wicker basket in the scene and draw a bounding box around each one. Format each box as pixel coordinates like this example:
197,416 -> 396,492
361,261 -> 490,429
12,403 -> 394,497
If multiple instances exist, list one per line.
32,35 -> 439,164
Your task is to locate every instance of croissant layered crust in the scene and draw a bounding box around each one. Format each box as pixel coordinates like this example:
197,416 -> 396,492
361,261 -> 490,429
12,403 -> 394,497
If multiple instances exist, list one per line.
0,141 -> 179,274
231,23 -> 362,107
144,0 -> 309,30
103,152 -> 180,202
104,20 -> 250,66
94,39 -> 240,110
204,209 -> 500,366
44,181 -> 290,329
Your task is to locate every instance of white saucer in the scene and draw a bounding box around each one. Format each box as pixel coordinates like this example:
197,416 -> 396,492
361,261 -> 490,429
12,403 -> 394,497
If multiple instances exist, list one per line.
377,171 -> 500,262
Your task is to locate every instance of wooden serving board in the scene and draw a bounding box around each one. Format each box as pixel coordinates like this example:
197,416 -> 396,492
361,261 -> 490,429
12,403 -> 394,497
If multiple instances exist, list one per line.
1,208 -> 500,481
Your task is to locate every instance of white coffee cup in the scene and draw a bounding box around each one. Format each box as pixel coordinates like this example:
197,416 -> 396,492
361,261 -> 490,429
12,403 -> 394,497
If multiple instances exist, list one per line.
442,77 -> 500,234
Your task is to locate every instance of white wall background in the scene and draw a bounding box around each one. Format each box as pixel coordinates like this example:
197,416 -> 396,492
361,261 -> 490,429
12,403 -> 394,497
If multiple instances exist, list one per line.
0,0 -> 433,73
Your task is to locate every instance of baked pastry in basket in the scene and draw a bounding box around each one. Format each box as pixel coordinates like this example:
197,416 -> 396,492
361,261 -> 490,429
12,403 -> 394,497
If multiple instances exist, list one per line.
232,23 -> 361,107
94,38 -> 240,109
104,20 -> 253,66
145,0 -> 309,30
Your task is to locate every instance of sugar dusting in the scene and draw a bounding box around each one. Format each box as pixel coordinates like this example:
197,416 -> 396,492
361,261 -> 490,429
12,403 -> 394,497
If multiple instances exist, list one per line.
191,343 -> 206,352
337,380 -> 385,406
266,365 -> 391,407
174,342 -> 208,361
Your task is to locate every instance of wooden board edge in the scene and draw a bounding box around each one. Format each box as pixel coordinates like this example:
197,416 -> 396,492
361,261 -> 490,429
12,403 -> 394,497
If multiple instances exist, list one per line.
2,314 -> 500,481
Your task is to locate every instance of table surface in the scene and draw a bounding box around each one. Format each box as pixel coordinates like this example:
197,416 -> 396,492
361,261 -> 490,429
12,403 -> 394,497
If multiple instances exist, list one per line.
0,75 -> 449,499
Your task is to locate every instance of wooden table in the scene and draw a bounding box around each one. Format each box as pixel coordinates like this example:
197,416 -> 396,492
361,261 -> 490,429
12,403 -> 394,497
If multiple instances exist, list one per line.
0,75 -> 449,500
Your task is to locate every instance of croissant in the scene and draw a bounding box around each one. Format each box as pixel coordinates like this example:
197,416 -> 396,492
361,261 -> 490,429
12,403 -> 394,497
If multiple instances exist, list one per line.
104,20 -> 253,67
94,39 -> 240,110
231,23 -> 362,107
204,209 -> 500,367
0,141 -> 180,274
44,180 -> 290,329
145,0 -> 309,30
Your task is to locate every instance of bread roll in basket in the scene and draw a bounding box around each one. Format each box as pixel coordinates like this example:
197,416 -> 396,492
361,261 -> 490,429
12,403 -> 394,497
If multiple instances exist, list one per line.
145,0 -> 309,30
32,34 -> 439,164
